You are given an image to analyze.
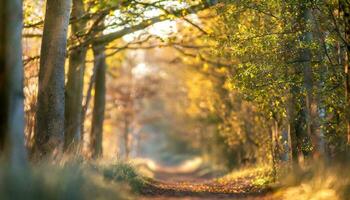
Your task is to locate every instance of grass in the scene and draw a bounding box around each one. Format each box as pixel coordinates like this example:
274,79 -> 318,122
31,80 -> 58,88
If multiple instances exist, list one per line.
214,163 -> 350,200
102,162 -> 147,193
277,164 -> 350,200
0,161 -> 144,200
5,159 -> 348,200
217,165 -> 274,187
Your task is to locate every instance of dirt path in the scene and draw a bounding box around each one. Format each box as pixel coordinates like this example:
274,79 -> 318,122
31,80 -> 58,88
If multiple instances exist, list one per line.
138,164 -> 275,200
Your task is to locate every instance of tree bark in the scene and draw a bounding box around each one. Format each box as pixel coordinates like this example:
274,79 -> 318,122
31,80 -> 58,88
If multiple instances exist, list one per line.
279,2 -> 315,167
299,4 -> 322,158
282,1 -> 303,169
270,122 -> 277,181
64,0 -> 87,152
34,0 -> 71,157
89,44 -> 106,159
340,0 -> 350,148
286,89 -> 300,169
272,120 -> 279,159
123,117 -> 130,160
81,63 -> 97,137
345,52 -> 350,148
0,0 -> 27,166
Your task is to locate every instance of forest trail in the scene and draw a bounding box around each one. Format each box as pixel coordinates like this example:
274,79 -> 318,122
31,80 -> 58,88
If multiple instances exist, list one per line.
138,159 -> 276,200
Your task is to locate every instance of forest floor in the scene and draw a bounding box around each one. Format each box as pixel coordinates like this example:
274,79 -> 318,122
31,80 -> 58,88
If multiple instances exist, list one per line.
136,159 -> 278,200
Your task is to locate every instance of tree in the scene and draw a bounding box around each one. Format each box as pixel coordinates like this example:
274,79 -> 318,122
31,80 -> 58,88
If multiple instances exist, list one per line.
109,57 -> 159,160
299,2 -> 322,158
34,0 -> 72,157
0,0 -> 27,166
281,1 -> 303,169
89,44 -> 106,159
64,0 -> 87,152
339,0 -> 350,148
65,0 -> 219,153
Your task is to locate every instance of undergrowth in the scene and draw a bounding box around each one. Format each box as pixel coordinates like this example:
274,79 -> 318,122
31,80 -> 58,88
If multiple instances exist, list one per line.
102,162 -> 147,193
0,161 -> 142,200
217,165 -> 274,187
278,164 -> 350,200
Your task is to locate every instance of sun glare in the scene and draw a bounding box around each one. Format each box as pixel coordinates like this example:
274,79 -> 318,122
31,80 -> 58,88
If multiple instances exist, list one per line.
132,63 -> 151,78
104,0 -> 187,42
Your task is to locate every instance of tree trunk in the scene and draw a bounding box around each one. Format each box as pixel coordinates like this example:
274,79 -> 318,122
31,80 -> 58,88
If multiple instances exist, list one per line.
270,122 -> 277,182
89,44 -> 106,159
123,117 -> 130,160
0,0 -> 27,166
34,0 -> 71,158
81,63 -> 97,137
286,89 -> 300,169
340,0 -> 350,148
281,1 -> 302,170
64,0 -> 87,152
345,53 -> 350,148
299,4 -> 322,158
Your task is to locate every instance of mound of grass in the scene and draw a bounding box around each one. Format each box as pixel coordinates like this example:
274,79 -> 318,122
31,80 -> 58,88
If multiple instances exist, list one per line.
217,165 -> 274,187
0,163 -> 133,200
102,162 -> 146,193
279,165 -> 350,200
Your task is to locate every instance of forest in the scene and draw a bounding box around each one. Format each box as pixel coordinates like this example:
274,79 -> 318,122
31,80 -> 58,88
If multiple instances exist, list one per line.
1,0 -> 350,199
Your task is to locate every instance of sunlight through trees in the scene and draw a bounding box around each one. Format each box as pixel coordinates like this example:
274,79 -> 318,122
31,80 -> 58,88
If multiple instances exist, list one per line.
1,0 -> 350,199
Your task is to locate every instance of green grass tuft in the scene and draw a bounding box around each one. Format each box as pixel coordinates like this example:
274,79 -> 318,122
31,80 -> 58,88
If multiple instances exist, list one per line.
103,162 -> 146,193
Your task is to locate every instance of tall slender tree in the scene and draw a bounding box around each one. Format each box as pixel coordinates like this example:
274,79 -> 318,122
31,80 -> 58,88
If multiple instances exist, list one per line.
299,2 -> 323,158
281,1 -> 302,169
339,0 -> 350,147
64,0 -> 87,152
89,43 -> 106,158
34,0 -> 72,157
